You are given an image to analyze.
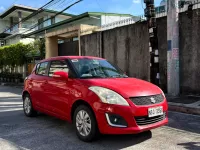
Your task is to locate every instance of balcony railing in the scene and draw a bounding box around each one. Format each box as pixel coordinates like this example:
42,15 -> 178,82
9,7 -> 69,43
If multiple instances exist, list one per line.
5,24 -> 36,35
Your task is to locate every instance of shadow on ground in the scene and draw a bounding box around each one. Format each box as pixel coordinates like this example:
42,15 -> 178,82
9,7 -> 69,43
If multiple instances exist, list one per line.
0,109 -> 152,150
178,142 -> 200,150
167,111 -> 200,134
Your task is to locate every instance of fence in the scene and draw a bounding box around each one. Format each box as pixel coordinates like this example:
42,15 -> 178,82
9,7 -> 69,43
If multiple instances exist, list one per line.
80,1 -> 200,35
80,5 -> 200,95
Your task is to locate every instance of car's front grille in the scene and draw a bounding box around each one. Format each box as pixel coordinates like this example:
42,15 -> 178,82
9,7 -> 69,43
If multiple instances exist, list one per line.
135,113 -> 166,126
130,94 -> 164,106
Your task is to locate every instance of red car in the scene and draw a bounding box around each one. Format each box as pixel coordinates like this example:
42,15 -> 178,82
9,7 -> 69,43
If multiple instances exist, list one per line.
23,56 -> 168,142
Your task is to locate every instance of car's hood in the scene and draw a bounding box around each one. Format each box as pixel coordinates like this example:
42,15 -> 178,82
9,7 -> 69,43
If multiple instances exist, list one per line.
79,78 -> 162,98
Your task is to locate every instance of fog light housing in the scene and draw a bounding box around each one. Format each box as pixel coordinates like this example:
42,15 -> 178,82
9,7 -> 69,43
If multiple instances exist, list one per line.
105,113 -> 127,128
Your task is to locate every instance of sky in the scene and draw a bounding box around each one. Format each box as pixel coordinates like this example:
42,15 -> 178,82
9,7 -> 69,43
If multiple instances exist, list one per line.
0,0 -> 162,16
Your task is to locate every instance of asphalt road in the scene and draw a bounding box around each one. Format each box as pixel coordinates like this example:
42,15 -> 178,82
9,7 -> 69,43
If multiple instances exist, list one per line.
0,85 -> 200,150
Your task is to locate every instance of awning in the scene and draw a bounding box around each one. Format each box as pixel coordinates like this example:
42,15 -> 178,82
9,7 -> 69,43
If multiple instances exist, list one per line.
0,33 -> 12,38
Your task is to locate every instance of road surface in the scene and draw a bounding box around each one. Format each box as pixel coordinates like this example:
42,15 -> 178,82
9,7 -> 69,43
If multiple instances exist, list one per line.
0,85 -> 200,150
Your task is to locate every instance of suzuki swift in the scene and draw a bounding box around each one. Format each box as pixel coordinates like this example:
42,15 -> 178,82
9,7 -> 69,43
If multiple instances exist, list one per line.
23,56 -> 168,142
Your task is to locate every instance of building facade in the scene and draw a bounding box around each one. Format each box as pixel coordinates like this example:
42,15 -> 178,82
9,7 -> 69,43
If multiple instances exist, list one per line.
0,5 -> 73,46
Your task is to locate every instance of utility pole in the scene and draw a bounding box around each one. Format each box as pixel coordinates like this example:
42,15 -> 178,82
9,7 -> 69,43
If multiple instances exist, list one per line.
144,0 -> 160,86
167,0 -> 180,96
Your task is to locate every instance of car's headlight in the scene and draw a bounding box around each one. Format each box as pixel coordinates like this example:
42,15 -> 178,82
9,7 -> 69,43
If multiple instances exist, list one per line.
158,87 -> 166,99
89,86 -> 129,106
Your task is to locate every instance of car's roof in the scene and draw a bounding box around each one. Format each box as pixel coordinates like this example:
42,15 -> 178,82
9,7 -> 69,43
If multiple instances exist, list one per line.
40,56 -> 105,63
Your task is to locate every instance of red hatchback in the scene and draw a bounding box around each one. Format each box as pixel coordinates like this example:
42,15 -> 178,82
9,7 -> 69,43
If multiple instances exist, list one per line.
23,56 -> 168,142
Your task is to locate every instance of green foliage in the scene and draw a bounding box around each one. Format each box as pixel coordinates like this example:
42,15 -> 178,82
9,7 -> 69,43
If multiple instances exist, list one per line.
0,43 -> 34,68
33,38 -> 45,59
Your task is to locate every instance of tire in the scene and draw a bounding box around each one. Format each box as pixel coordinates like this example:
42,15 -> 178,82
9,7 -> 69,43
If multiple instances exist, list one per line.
73,105 -> 99,142
23,94 -> 37,117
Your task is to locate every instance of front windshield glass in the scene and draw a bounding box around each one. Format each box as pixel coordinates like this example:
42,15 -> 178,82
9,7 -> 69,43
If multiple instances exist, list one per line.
70,58 -> 128,79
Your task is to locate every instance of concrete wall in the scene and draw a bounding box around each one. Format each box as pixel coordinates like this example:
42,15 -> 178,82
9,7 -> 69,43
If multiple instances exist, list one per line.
156,9 -> 200,94
80,8 -> 200,95
179,9 -> 200,94
81,32 -> 101,57
81,22 -> 150,81
45,37 -> 58,58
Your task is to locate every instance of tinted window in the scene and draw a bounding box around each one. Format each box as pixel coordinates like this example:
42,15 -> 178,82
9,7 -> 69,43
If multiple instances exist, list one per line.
37,62 -> 48,76
49,60 -> 69,77
70,59 -> 128,79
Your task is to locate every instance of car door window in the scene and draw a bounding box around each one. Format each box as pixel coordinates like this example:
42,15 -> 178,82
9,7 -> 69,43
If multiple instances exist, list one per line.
48,60 -> 69,77
37,62 -> 48,76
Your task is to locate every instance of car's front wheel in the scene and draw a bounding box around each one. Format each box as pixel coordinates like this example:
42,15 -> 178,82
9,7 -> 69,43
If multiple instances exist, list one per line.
23,94 -> 37,117
73,105 -> 99,142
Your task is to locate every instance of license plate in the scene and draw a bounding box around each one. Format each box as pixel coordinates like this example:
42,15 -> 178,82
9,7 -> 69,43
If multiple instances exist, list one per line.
148,106 -> 163,118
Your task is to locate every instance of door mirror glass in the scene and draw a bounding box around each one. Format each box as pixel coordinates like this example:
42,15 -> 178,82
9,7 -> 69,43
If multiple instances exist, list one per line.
53,71 -> 68,81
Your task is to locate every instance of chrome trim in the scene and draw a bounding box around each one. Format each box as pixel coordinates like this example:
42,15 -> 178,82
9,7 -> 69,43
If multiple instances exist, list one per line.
105,113 -> 127,128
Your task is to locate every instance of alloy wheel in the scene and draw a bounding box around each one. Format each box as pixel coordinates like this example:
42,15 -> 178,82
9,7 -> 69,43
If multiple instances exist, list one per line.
76,110 -> 92,136
24,97 -> 31,114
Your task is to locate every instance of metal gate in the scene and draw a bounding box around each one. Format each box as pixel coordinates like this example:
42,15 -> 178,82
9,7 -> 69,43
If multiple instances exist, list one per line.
58,41 -> 79,56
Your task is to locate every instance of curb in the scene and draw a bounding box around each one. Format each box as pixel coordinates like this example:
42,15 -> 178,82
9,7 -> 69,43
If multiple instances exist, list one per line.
168,103 -> 200,115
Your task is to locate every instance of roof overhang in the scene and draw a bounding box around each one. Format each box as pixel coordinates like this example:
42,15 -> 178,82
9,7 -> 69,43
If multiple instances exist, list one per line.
0,5 -> 37,18
0,33 -> 12,38
22,12 -> 91,38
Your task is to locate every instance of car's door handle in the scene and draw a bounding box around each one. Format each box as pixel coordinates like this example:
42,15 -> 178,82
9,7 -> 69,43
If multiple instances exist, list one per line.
44,80 -> 48,84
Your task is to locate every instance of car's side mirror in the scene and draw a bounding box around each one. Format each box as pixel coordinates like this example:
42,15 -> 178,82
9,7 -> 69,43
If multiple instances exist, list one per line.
52,71 -> 69,81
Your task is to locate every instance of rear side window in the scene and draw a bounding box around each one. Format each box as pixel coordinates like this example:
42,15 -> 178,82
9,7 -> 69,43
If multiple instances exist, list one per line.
36,62 -> 48,76
35,63 -> 40,74
48,60 -> 69,77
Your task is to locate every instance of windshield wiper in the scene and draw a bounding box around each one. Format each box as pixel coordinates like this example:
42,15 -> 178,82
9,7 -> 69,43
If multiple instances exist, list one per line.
81,75 -> 105,79
110,74 -> 128,78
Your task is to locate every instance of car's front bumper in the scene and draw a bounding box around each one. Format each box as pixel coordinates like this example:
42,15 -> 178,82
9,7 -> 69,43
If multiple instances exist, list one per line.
93,98 -> 168,134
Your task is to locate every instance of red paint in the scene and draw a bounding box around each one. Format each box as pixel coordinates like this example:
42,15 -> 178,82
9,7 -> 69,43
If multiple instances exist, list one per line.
23,56 -> 168,135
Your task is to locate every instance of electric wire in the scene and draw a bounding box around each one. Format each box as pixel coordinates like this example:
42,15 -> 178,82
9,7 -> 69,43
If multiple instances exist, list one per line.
21,0 -> 82,35
2,0 -> 63,33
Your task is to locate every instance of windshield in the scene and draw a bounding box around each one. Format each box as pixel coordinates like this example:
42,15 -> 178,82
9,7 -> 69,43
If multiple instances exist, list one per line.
70,58 -> 128,79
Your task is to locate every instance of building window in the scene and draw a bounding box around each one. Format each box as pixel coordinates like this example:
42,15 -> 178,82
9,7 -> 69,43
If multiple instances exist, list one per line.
51,16 -> 55,25
38,18 -> 44,29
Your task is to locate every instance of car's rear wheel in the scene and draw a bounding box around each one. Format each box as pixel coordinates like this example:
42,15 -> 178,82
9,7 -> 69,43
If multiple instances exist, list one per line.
23,94 -> 37,117
73,105 -> 99,142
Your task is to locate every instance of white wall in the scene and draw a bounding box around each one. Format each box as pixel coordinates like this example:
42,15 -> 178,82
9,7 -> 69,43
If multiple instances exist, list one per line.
5,35 -> 34,45
5,35 -> 20,45
0,19 -> 10,32
55,16 -> 70,23
20,38 -> 34,44
101,15 -> 132,26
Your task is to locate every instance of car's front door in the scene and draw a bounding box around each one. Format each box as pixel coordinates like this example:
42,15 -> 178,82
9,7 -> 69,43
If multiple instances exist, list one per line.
44,60 -> 71,118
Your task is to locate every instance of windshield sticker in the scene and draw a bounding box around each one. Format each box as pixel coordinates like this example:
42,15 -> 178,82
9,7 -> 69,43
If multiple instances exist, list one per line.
72,59 -> 78,62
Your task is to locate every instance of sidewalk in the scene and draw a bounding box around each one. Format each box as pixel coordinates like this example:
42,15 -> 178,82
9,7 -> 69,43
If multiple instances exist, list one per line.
166,95 -> 200,115
0,82 -> 24,89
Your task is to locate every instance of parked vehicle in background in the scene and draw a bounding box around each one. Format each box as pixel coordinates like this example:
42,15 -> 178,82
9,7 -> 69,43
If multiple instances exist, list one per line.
22,56 -> 168,142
